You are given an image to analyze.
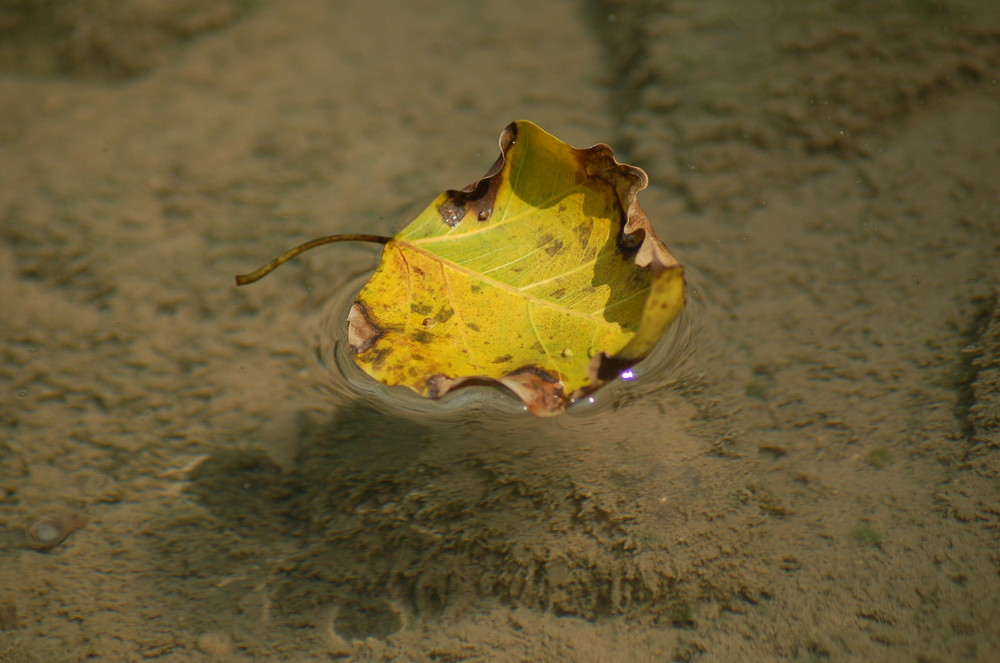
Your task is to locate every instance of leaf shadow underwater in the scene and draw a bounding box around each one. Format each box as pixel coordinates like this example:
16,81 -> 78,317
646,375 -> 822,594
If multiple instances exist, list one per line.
181,399 -> 729,637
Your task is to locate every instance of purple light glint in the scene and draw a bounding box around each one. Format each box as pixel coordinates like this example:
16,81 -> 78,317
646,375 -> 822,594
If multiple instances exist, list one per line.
620,369 -> 635,380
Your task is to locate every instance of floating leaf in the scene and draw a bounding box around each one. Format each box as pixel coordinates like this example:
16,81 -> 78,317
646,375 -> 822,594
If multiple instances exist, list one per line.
237,121 -> 685,416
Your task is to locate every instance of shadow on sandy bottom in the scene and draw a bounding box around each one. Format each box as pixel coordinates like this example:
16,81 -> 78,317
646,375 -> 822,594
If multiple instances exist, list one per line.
177,399 -> 730,640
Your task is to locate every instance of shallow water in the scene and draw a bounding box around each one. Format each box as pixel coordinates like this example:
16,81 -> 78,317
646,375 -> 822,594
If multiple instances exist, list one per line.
1,1 -> 999,661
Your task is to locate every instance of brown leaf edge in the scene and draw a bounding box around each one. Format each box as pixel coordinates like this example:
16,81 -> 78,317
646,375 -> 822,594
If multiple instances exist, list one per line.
571,199 -> 685,409
349,120 -> 685,416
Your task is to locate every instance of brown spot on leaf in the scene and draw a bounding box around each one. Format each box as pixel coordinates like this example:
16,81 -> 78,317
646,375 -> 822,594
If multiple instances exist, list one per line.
467,322 -> 481,332
493,354 -> 513,364
537,233 -> 554,249
593,352 -> 633,382
426,374 -> 445,398
426,373 -> 462,399
411,302 -> 433,315
569,352 -> 635,405
347,302 -> 382,354
616,217 -> 642,255
438,138 -> 507,228
501,366 -> 568,416
550,288 -> 566,299
501,121 -> 519,148
368,346 -> 392,369
438,198 -> 466,227
544,238 -> 564,257
435,307 -> 455,324
413,330 -> 434,344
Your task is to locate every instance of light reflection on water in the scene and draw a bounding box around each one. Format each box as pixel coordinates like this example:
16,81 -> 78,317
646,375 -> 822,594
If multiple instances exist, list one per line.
315,271 -> 705,433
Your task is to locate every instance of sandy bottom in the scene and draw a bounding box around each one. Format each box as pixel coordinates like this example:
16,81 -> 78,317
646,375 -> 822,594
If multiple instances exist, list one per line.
1,0 -> 998,661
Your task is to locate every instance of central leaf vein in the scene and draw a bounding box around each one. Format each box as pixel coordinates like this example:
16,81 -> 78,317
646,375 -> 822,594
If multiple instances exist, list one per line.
400,241 -> 640,328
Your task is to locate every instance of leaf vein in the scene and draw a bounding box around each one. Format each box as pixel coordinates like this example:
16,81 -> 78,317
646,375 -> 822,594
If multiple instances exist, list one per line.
402,242 -> 627,327
526,301 -> 561,375
597,285 -> 651,314
410,184 -> 589,246
398,245 -> 414,337
439,261 -> 476,366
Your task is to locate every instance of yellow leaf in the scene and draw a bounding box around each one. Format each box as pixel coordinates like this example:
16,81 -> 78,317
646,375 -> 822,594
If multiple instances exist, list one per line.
348,120 -> 684,415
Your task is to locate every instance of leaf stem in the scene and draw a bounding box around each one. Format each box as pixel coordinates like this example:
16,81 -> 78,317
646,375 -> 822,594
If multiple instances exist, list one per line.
235,233 -> 391,286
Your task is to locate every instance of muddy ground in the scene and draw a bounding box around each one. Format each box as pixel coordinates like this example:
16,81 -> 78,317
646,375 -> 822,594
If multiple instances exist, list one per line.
1,0 -> 998,661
